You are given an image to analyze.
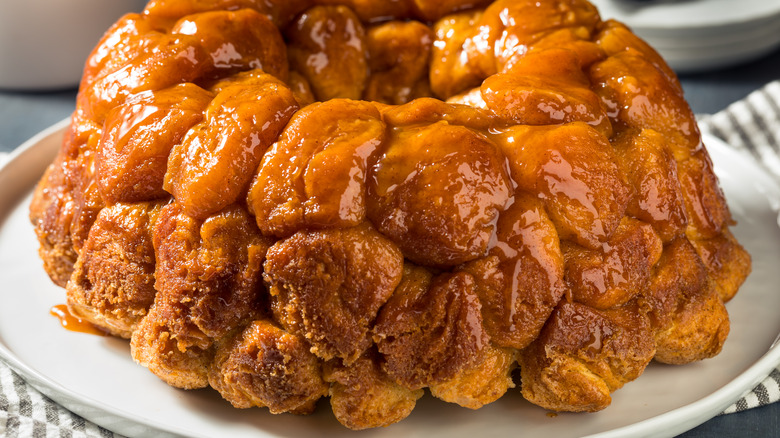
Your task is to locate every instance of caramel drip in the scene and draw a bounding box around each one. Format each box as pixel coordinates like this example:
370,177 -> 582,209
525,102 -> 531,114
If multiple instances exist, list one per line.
50,304 -> 108,336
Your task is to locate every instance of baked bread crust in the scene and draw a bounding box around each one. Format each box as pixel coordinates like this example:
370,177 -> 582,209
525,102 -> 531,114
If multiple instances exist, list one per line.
29,0 -> 751,429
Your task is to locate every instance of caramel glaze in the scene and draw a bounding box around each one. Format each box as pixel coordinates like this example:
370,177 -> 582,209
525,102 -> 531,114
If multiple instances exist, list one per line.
29,0 -> 752,428
50,304 -> 108,336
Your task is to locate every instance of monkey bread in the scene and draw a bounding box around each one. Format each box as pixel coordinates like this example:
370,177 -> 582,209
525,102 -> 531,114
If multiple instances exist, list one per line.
29,0 -> 751,430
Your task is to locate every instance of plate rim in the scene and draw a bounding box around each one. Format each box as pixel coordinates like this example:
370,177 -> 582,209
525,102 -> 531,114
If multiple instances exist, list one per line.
590,0 -> 780,32
0,117 -> 197,437
1,122 -> 779,438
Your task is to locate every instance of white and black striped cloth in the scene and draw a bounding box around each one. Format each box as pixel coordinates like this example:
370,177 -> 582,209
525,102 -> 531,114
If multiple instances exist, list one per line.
697,80 -> 780,413
698,81 -> 780,182
0,369 -> 118,438
2,82 -> 780,437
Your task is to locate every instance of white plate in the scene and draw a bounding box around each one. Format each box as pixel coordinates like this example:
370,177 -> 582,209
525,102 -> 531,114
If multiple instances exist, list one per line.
1,120 -> 779,438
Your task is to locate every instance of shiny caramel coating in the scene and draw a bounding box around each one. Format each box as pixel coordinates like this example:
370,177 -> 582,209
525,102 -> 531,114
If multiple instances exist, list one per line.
368,120 -> 512,266
374,267 -> 489,390
518,300 -> 655,412
32,111 -> 103,270
82,9 -> 289,124
690,230 -> 751,303
80,33 -> 212,124
170,9 -> 290,81
590,51 -> 698,155
29,0 -> 754,429
493,122 -> 631,249
446,85 -> 489,109
314,0 -> 411,24
164,71 -> 298,219
263,223 -> 403,363
481,48 -> 611,137
478,0 -> 600,73
459,194 -> 566,349
363,20 -> 433,104
313,0 -> 492,23
62,107 -> 103,161
325,351 -> 424,429
613,129 -> 688,242
144,0 -> 312,27
677,149 -> 732,240
429,0 -> 601,99
515,27 -> 605,72
286,71 -> 317,106
248,100 -> 385,237
411,0 -> 492,22
80,13 -> 160,92
429,11 -> 483,98
286,5 -> 369,101
68,150 -> 105,254
644,237 -> 731,364
66,202 -> 163,338
380,97 -> 496,131
563,217 -> 663,310
209,319 -> 328,414
594,20 -> 680,95
97,83 -> 213,204
43,116 -> 105,258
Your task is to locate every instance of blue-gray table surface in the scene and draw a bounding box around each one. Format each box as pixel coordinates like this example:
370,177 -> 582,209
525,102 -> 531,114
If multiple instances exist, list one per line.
1,48 -> 779,437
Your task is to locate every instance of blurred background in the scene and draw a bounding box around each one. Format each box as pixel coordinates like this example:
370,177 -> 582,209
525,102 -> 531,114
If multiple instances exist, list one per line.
591,0 -> 780,119
0,0 -> 148,152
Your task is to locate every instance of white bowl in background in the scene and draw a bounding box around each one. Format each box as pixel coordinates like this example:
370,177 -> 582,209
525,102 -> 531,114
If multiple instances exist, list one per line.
0,0 -> 148,91
591,0 -> 780,73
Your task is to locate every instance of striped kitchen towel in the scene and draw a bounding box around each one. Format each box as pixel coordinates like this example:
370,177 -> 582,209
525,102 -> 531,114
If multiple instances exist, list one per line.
698,80 -> 780,414
0,366 -> 120,438
698,81 -> 780,183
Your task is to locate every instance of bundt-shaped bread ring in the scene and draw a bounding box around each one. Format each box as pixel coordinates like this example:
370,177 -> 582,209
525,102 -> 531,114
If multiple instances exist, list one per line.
29,0 -> 752,430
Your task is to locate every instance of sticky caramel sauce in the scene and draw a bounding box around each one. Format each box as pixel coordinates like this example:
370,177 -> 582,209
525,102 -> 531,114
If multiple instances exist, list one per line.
50,304 -> 108,336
